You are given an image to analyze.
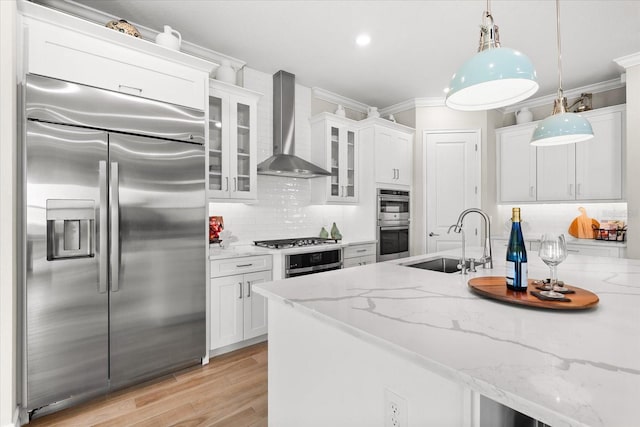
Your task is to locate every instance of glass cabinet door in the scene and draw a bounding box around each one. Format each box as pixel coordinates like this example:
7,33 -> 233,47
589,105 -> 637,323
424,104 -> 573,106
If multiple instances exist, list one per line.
209,96 -> 223,192
330,126 -> 340,197
346,130 -> 355,197
234,102 -> 251,194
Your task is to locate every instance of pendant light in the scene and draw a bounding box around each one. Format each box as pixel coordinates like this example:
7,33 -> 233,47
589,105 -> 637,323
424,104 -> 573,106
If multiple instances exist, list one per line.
445,0 -> 538,111
530,0 -> 593,146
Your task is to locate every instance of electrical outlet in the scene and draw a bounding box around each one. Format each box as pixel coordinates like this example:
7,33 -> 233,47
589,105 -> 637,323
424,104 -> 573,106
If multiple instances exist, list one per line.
384,388 -> 407,427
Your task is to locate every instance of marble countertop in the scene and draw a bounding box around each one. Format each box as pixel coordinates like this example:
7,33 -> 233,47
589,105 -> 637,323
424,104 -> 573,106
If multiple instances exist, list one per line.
254,249 -> 640,427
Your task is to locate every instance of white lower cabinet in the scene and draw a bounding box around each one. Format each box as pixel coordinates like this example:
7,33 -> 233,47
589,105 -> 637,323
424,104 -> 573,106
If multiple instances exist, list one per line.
343,243 -> 377,268
210,256 -> 272,351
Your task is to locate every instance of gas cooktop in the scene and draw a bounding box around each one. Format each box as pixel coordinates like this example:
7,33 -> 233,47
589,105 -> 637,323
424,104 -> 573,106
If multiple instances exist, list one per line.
254,237 -> 339,250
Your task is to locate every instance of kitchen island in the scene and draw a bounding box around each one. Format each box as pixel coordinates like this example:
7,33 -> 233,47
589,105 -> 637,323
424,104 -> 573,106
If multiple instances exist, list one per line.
254,250 -> 640,427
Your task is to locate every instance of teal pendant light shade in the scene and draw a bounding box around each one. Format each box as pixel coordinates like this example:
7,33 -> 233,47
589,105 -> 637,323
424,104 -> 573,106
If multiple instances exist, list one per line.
446,47 -> 538,111
445,2 -> 538,111
531,108 -> 594,146
530,0 -> 593,146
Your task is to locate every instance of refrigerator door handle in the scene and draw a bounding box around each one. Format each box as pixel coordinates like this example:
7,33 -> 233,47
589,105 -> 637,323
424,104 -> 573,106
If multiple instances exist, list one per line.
98,161 -> 108,293
110,161 -> 120,292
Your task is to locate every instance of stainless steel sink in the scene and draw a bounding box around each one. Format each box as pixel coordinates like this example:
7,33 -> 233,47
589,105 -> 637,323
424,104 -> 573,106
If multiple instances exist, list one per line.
403,257 -> 469,273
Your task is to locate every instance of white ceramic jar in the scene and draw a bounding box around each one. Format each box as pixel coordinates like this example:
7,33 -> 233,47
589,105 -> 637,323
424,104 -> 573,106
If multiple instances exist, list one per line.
155,25 -> 181,51
216,59 -> 236,85
515,107 -> 533,124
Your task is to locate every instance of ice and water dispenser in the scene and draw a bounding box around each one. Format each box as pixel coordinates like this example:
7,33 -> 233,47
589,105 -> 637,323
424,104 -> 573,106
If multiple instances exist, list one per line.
46,199 -> 95,260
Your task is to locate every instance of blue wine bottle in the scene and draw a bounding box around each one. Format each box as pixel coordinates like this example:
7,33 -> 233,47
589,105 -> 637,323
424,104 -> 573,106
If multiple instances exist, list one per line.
506,207 -> 528,291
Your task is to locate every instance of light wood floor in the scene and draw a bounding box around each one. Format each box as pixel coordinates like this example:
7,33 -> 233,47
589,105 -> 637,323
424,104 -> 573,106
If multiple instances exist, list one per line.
29,342 -> 268,427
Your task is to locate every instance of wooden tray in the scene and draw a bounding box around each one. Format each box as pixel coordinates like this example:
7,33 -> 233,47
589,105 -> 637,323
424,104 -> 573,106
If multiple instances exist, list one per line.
468,276 -> 599,310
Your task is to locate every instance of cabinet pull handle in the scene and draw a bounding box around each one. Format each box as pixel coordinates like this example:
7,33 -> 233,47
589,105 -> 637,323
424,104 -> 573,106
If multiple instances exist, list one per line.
567,249 -> 579,253
238,282 -> 243,299
233,177 -> 237,192
568,183 -> 573,196
246,281 -> 252,297
396,169 -> 400,180
118,84 -> 142,95
225,177 -> 229,191
529,186 -> 534,197
236,263 -> 253,268
356,249 -> 367,253
577,183 -> 581,196
429,232 -> 439,237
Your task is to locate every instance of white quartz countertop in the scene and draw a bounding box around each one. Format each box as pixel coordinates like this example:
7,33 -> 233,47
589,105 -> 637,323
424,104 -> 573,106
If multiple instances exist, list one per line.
254,249 -> 640,427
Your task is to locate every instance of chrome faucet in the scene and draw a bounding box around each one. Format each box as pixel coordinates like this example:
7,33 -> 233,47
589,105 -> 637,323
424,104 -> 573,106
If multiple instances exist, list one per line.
448,208 -> 493,274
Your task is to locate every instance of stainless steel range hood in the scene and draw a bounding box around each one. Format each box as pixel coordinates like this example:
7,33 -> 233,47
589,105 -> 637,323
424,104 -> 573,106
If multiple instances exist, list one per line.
257,70 -> 331,178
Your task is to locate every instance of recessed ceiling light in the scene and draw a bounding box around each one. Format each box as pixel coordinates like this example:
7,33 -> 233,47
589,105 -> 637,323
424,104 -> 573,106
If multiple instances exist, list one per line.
356,34 -> 371,47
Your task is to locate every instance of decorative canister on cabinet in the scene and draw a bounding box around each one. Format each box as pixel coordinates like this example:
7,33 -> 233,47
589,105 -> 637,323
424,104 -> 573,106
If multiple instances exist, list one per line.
335,104 -> 346,117
215,59 -> 236,85
367,106 -> 380,118
155,25 -> 182,50
515,107 -> 533,124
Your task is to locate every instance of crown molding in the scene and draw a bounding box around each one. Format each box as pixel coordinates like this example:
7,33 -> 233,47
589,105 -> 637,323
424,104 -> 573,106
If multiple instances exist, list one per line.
614,52 -> 640,69
499,76 -> 626,114
379,97 -> 445,116
30,0 -> 246,72
311,87 -> 369,114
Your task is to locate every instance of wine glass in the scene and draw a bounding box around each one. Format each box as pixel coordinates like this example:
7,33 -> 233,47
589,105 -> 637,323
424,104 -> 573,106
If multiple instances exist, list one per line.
538,233 -> 568,299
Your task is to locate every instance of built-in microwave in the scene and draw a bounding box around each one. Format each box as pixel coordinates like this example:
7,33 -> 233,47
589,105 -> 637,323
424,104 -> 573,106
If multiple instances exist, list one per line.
377,189 -> 410,261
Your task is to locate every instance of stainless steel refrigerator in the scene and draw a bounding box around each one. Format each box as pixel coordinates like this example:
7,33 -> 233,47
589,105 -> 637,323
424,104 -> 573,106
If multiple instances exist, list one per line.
22,74 -> 206,418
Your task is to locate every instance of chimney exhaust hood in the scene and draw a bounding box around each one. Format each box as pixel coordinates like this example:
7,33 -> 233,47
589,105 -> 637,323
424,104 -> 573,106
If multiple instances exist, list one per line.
257,70 -> 331,178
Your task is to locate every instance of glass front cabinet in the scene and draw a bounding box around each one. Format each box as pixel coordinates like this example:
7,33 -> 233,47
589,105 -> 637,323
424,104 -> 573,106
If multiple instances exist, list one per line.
310,113 -> 359,204
208,80 -> 261,200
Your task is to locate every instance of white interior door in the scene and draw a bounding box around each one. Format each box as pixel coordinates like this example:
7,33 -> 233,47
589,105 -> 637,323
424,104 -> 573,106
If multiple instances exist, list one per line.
425,130 -> 481,253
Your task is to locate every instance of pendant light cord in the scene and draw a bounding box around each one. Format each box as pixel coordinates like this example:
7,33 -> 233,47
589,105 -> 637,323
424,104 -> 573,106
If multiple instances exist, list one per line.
556,0 -> 564,100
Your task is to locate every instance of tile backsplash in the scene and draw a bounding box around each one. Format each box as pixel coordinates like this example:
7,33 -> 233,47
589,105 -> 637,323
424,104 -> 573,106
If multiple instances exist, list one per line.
495,203 -> 628,237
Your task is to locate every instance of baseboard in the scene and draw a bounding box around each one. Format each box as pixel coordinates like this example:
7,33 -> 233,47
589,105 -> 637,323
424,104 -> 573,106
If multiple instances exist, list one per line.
0,406 -> 21,427
208,335 -> 267,358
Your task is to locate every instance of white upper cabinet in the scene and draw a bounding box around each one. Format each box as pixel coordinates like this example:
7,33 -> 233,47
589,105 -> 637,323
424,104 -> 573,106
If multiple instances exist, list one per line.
497,105 -> 625,203
208,80 -> 261,200
496,123 -> 537,202
536,143 -> 576,201
575,107 -> 624,200
20,2 -> 213,110
310,113 -> 359,203
359,119 -> 414,188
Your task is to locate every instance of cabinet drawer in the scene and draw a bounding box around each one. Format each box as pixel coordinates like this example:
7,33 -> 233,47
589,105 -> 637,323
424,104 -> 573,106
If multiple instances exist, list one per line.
211,255 -> 273,278
25,17 -> 206,110
565,244 -> 620,258
343,255 -> 376,268
344,243 -> 376,259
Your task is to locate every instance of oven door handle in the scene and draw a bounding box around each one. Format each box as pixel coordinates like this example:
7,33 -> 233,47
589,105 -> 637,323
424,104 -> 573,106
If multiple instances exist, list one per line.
378,195 -> 409,203
380,225 -> 409,231
286,261 -> 343,275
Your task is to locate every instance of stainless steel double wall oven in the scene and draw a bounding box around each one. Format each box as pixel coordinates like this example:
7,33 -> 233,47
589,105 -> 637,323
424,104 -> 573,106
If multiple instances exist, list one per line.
377,189 -> 410,261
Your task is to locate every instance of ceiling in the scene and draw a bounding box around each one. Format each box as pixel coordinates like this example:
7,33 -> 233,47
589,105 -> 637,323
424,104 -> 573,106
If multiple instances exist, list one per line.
70,0 -> 639,108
